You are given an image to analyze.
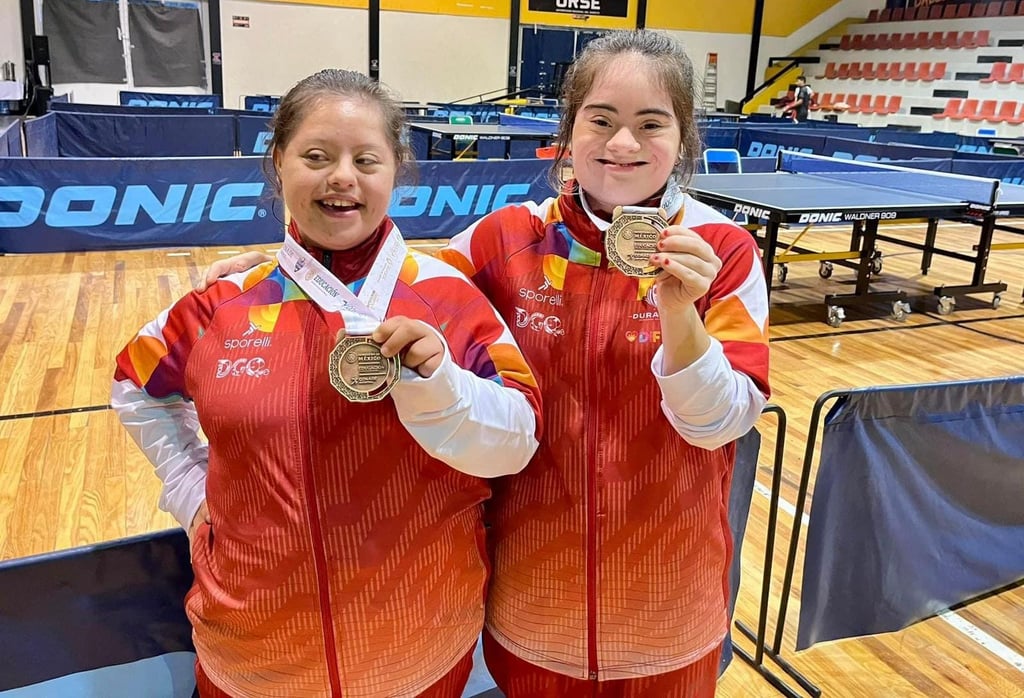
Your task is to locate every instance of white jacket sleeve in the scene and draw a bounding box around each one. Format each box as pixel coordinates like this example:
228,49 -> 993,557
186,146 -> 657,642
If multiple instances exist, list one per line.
389,328 -> 538,478
651,338 -> 766,451
111,379 -> 208,529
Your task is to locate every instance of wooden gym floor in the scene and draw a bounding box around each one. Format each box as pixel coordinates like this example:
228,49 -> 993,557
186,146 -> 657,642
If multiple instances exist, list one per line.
1,219 -> 1023,697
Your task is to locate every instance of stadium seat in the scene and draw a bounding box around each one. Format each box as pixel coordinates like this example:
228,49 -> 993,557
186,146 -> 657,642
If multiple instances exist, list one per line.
894,62 -> 915,81
973,2 -> 987,16
877,33 -> 893,50
892,7 -> 904,20
991,100 -> 1019,123
883,95 -> 902,115
982,62 -> 1009,83
928,4 -> 942,18
865,95 -> 888,114
849,62 -> 863,79
862,62 -> 877,80
876,62 -> 893,80
969,100 -> 999,122
879,7 -> 892,21
852,34 -> 865,51
941,31 -> 961,49
1008,63 -> 1024,83
912,32 -> 929,49
897,33 -> 916,50
838,63 -> 851,79
932,98 -> 963,119
867,8 -> 879,22
848,95 -> 873,114
810,92 -> 830,111
943,3 -> 957,18
971,30 -> 990,47
1008,103 -> 1024,125
816,62 -> 837,80
956,3 -> 971,17
913,62 -> 932,81
949,99 -> 980,120
1002,1 -> 1017,14
828,93 -> 850,112
927,32 -> 944,48
840,35 -> 852,51
987,1 -> 1003,16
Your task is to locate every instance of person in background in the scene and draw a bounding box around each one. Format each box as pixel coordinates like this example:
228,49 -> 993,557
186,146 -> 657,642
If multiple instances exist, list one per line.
204,30 -> 770,697
785,75 -> 813,122
114,68 -> 541,698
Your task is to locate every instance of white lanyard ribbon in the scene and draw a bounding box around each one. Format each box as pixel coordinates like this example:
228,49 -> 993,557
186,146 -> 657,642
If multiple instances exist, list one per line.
660,176 -> 686,221
578,176 -> 686,230
276,228 -> 407,335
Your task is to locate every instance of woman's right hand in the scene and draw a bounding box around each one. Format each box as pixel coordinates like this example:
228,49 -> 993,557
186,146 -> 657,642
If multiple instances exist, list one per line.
196,252 -> 273,292
188,500 -> 211,540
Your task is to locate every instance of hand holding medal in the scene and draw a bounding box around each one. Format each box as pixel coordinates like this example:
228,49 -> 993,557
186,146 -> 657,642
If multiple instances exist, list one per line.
371,317 -> 445,378
328,318 -> 444,402
605,206 -> 669,278
277,229 -> 411,404
329,334 -> 401,402
649,225 -> 723,311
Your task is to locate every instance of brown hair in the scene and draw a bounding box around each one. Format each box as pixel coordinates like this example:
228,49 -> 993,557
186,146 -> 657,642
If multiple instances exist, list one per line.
550,30 -> 702,191
263,69 -> 414,195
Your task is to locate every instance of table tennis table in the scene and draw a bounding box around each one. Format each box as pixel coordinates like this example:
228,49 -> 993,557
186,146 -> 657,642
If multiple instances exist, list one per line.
688,151 -> 1012,326
408,122 -> 558,160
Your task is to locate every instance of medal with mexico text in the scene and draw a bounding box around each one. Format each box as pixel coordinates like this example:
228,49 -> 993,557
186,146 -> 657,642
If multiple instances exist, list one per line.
605,205 -> 669,277
328,335 -> 401,402
277,227 -> 407,402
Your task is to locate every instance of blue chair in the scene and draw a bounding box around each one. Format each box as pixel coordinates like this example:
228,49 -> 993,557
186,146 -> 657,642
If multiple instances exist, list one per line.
702,148 -> 746,224
449,114 -> 476,159
702,147 -> 743,174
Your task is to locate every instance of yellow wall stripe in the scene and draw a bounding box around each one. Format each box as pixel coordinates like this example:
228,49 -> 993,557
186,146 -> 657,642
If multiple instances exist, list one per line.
647,0 -> 841,37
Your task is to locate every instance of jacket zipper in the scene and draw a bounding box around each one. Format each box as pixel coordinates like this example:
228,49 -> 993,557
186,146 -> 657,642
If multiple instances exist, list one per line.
298,303 -> 344,695
583,258 -> 610,681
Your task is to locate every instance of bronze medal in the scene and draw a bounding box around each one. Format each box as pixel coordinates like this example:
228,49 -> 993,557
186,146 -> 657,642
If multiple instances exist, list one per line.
328,336 -> 401,402
604,206 -> 668,278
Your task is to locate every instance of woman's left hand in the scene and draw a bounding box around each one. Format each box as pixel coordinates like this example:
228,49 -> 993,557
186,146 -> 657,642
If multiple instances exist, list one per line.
650,225 -> 723,311
370,317 -> 445,378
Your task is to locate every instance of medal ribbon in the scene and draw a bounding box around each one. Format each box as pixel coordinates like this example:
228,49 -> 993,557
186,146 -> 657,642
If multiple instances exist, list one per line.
276,228 -> 407,334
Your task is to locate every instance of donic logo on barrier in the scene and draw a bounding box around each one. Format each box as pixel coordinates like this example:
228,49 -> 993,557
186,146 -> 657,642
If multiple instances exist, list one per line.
389,183 -> 531,217
127,98 -> 217,109
745,143 -> 813,158
0,183 -> 265,228
253,131 -> 273,154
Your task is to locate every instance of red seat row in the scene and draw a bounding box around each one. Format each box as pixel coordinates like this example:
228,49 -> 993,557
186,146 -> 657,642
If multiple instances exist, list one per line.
810,94 -> 903,115
815,62 -> 947,82
981,63 -> 1024,84
932,98 -> 1024,123
869,1 -> 1024,21
839,30 -> 989,51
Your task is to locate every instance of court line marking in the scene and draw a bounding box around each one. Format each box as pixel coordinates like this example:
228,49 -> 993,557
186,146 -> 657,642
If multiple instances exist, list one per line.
753,481 -> 809,526
753,478 -> 1024,673
0,404 -> 110,422
938,610 -> 1024,673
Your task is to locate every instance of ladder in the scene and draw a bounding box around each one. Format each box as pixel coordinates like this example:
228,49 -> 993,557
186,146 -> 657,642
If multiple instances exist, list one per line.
702,53 -> 718,112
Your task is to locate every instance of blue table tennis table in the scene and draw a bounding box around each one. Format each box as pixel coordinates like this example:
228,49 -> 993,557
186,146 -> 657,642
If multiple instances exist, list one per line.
689,151 -> 1014,325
